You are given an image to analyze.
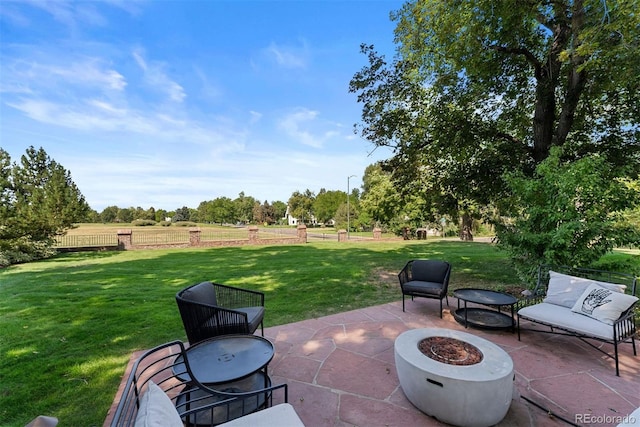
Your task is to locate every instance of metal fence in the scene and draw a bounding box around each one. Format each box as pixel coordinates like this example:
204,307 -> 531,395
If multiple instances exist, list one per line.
53,227 -> 325,250
132,231 -> 191,245
54,234 -> 119,248
199,229 -> 250,241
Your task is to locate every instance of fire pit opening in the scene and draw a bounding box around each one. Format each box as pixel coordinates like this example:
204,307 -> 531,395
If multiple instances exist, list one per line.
419,336 -> 483,366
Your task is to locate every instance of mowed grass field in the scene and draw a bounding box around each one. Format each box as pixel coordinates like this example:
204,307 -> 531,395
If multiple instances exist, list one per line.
1,235 -> 638,426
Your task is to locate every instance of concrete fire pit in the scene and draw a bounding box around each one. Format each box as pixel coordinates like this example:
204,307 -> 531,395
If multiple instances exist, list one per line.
394,328 -> 514,427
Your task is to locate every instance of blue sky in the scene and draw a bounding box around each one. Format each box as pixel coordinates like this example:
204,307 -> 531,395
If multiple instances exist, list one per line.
0,0 -> 402,212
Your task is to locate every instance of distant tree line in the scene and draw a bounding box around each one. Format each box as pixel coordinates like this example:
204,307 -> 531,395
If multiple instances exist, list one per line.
93,194 -> 289,227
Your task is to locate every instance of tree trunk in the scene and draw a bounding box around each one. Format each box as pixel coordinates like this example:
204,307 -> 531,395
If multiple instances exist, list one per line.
532,1 -> 578,162
459,213 -> 473,241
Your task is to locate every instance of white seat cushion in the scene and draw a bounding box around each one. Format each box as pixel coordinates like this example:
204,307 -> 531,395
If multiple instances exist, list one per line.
217,403 -> 305,427
518,303 -> 614,341
617,407 -> 640,426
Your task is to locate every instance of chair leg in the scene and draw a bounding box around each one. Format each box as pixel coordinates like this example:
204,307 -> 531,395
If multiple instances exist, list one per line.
614,340 -> 620,377
402,295 -> 405,312
445,295 -> 449,307
439,299 -> 443,318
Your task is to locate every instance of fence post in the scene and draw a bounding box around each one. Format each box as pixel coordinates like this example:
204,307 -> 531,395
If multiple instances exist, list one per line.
297,224 -> 307,243
338,229 -> 347,242
189,228 -> 201,246
248,226 -> 259,243
117,229 -> 132,250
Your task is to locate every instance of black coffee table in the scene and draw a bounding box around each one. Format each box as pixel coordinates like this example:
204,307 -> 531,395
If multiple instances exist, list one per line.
174,334 -> 274,385
452,288 -> 517,331
173,334 -> 275,425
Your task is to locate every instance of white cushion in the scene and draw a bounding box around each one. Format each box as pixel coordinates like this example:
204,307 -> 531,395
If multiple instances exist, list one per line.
543,271 -> 626,308
218,403 -> 305,427
134,381 -> 183,427
617,407 -> 640,426
518,303 -> 614,340
571,283 -> 638,325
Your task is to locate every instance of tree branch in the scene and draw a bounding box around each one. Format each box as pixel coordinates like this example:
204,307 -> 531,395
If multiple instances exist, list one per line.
495,132 -> 533,156
489,44 -> 542,78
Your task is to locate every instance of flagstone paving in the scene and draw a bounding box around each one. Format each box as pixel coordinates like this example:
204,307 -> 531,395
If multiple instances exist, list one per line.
106,297 -> 639,426
265,299 -> 639,427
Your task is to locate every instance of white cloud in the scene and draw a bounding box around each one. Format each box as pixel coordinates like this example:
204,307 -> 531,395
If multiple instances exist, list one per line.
264,41 -> 309,69
278,108 -> 322,148
9,0 -> 138,29
132,48 -> 186,103
277,108 -> 350,149
2,57 -> 126,95
249,111 -> 262,124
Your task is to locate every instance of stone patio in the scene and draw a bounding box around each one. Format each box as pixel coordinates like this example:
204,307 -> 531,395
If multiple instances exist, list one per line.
105,297 -> 639,426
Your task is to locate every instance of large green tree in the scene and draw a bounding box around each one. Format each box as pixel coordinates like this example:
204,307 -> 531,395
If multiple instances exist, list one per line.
350,0 -> 640,238
234,192 -> 258,224
0,146 -> 90,266
313,189 -> 347,224
287,190 -> 316,224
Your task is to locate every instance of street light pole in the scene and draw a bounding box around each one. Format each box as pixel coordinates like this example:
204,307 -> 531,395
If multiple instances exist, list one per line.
347,175 -> 356,240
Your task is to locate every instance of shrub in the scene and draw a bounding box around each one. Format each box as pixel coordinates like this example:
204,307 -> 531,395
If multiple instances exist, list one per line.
0,238 -> 57,267
495,147 -> 640,284
173,221 -> 198,227
132,219 -> 157,226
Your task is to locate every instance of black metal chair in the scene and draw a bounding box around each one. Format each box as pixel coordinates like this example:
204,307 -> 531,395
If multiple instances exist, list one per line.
176,282 -> 265,345
109,340 -> 288,426
398,259 -> 452,317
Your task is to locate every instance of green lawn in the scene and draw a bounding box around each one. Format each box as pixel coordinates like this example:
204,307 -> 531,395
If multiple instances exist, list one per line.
1,240 -> 637,426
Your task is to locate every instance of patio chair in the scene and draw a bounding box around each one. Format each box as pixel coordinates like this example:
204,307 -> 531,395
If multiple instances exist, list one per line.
176,282 -> 265,345
398,259 -> 451,317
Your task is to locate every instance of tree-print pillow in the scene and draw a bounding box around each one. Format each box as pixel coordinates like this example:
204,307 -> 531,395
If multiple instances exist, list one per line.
571,283 -> 638,325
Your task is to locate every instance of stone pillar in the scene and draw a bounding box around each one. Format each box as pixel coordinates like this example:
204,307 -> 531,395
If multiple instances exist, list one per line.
117,229 -> 132,250
373,227 -> 382,239
248,225 -> 259,243
338,229 -> 347,242
297,224 -> 307,243
189,228 -> 201,246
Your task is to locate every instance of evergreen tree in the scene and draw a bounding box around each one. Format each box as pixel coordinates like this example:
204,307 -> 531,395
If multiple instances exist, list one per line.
0,146 -> 90,266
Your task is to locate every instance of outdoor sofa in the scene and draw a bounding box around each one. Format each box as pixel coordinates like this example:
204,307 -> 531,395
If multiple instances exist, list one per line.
517,265 -> 638,376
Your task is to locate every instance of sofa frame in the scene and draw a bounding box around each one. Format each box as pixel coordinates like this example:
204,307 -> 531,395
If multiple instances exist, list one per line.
517,264 -> 638,376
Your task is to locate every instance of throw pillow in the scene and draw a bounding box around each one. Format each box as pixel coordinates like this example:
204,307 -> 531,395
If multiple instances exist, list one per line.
543,271 -> 626,309
134,380 -> 183,427
570,283 -> 638,325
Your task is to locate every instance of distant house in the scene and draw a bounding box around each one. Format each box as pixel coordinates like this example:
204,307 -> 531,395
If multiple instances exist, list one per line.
284,206 -> 318,226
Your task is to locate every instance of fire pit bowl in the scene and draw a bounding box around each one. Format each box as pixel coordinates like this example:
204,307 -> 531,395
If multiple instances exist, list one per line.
394,328 -> 513,427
